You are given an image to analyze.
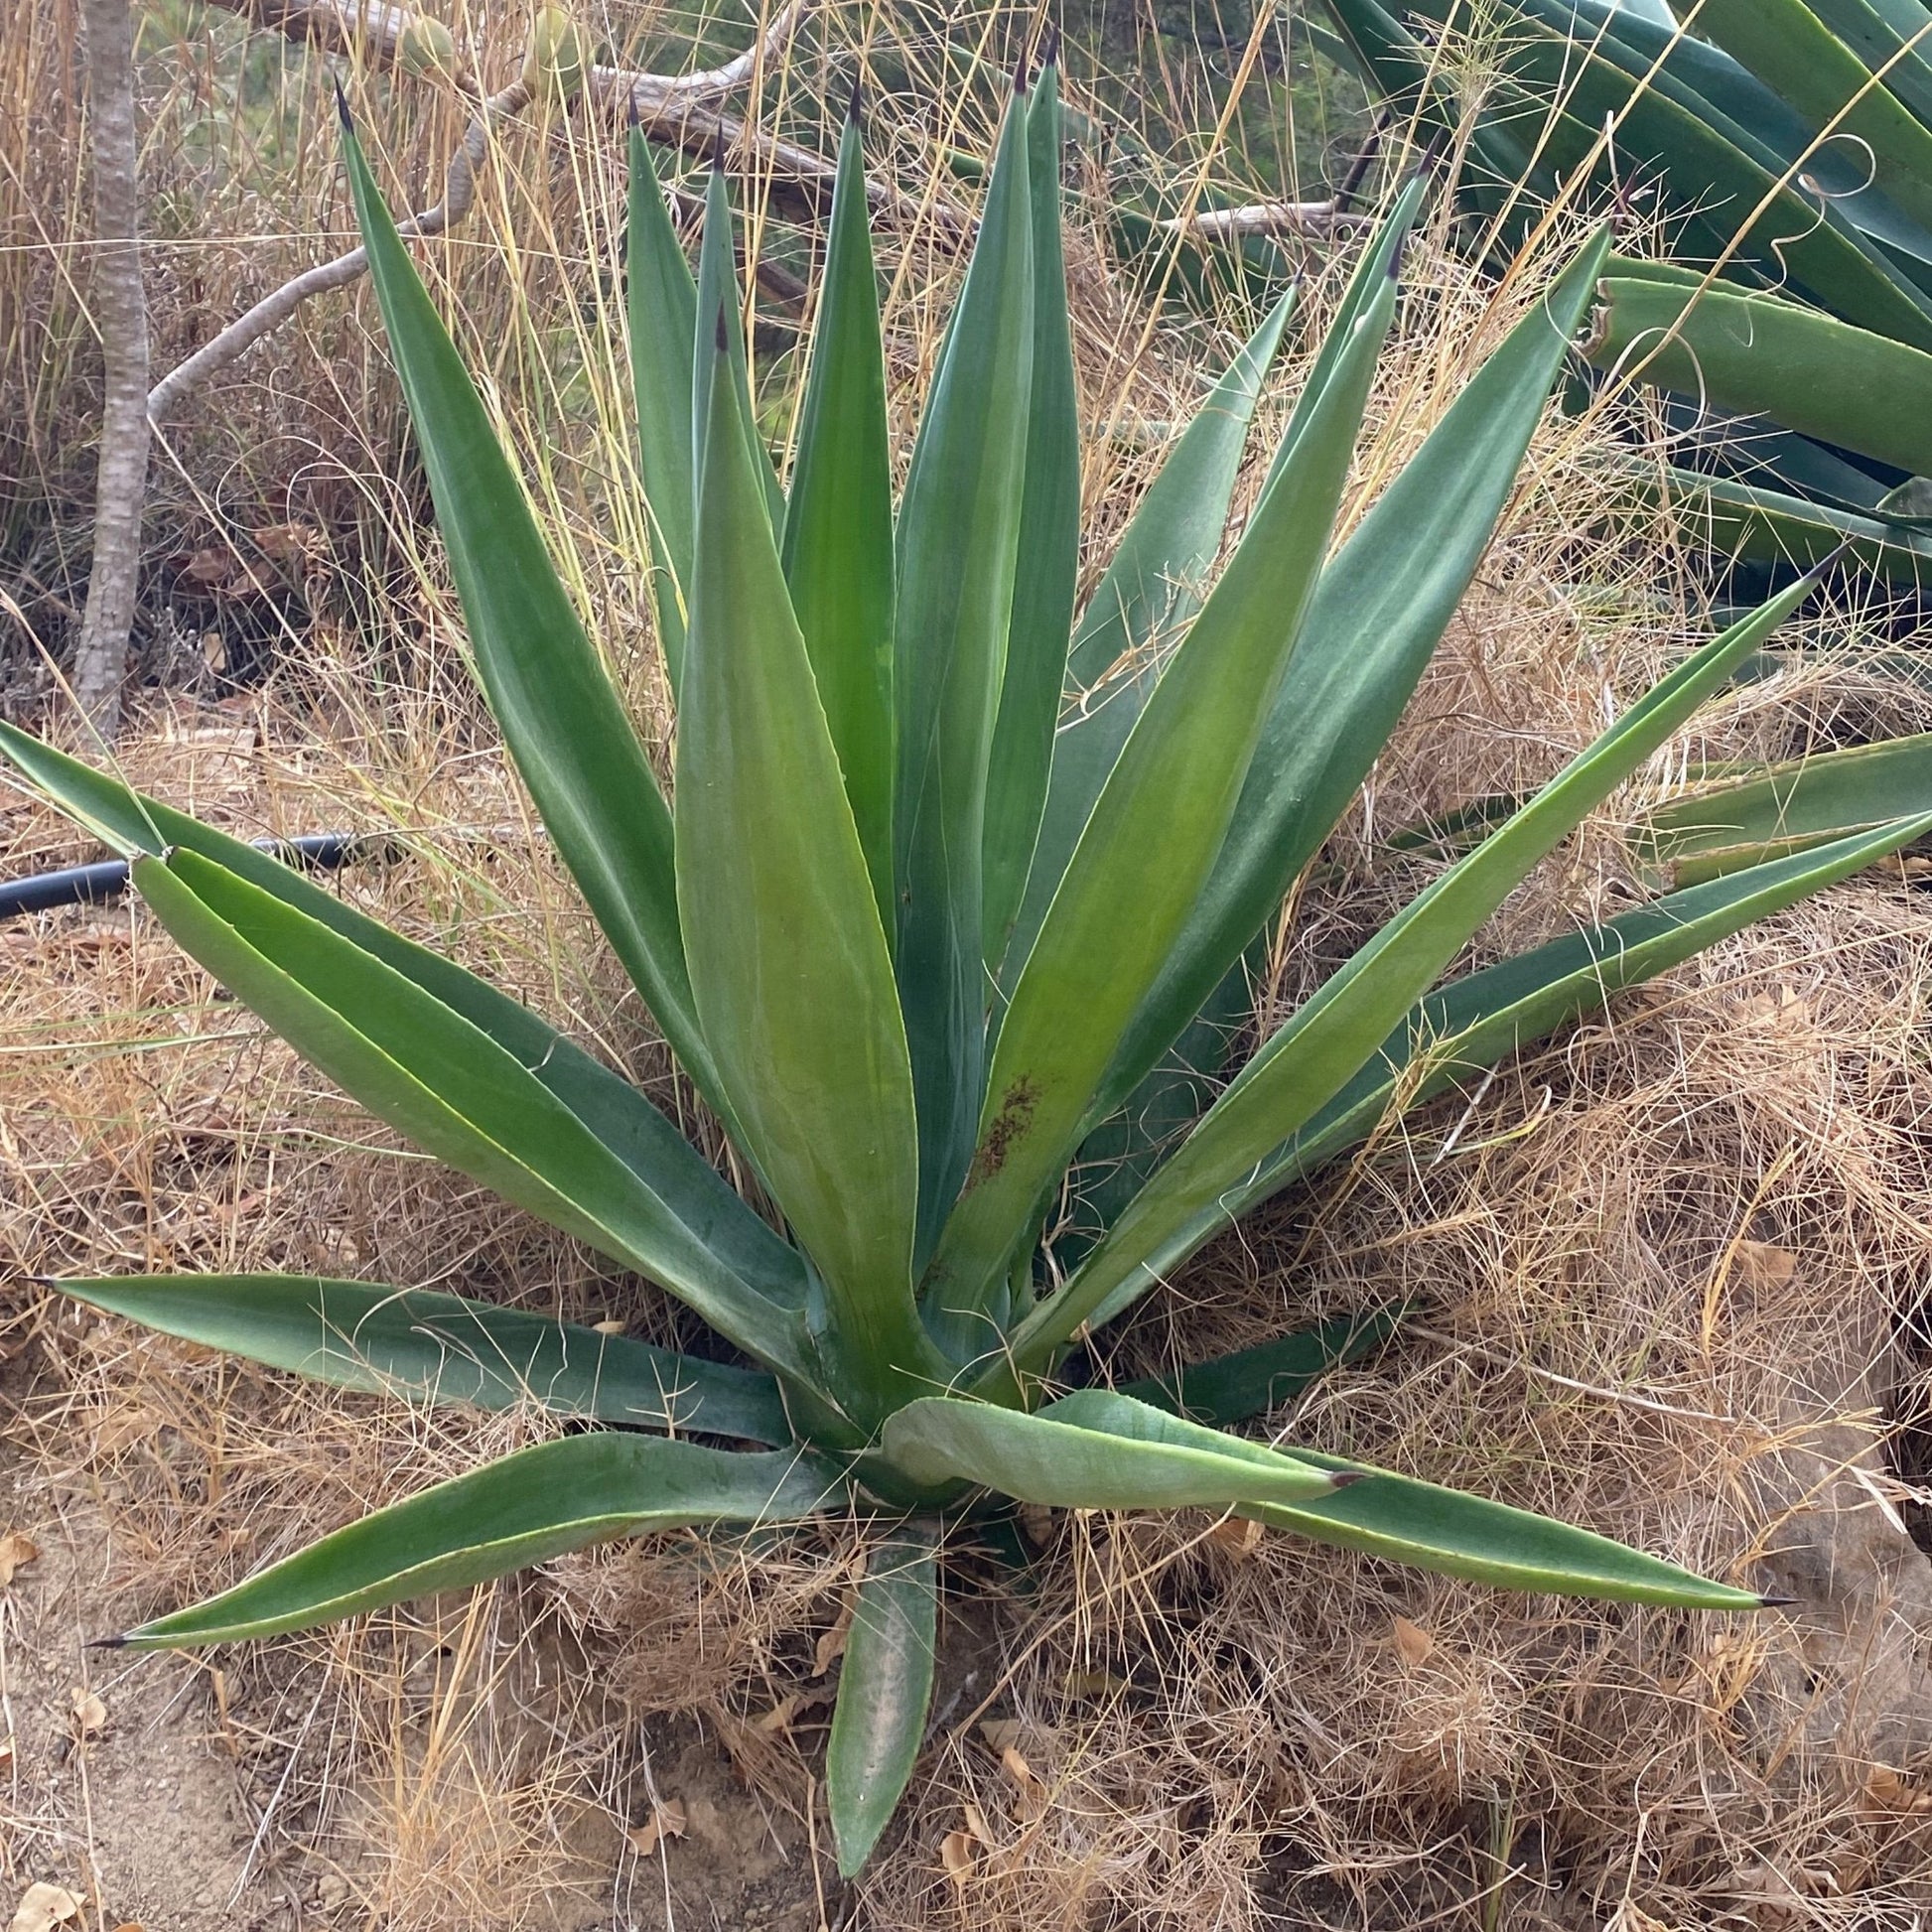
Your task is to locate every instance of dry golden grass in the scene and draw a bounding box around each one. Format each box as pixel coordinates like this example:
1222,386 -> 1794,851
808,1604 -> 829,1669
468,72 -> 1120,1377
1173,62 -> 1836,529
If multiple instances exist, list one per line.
7,4 -> 1932,1927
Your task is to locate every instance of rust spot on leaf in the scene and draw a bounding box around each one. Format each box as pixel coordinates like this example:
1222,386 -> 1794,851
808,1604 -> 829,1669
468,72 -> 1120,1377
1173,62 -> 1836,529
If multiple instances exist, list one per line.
968,1077 -> 1038,1185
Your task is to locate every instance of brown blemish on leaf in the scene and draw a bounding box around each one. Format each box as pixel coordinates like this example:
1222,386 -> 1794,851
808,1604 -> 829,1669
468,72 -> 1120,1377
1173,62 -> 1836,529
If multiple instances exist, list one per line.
968,1076 -> 1038,1184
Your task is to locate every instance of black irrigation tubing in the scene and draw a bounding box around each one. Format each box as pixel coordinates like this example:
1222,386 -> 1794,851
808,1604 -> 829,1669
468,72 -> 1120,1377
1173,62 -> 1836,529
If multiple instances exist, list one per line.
0,833 -> 371,920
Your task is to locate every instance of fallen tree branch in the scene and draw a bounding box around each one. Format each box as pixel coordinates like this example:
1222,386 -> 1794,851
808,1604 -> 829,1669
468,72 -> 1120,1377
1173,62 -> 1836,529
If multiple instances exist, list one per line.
150,0 -> 960,420
1158,199 -> 1368,241
149,75 -> 529,421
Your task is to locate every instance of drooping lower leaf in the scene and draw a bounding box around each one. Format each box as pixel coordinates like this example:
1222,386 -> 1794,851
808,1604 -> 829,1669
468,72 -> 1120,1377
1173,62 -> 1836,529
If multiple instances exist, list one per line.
826,1522 -> 940,1876
880,1393 -> 1345,1508
0,723 -> 811,1317
116,1435 -> 843,1648
56,1274 -> 791,1444
130,847 -> 817,1382
1038,1395 -> 1764,1608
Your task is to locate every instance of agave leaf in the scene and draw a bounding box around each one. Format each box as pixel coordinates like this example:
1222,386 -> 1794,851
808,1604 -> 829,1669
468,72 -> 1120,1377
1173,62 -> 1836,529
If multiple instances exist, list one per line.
341,120 -> 719,1102
1633,463 -> 1932,580
1586,268 -> 1932,478
982,56 -> 1084,973
1074,811 -> 1932,1338
894,86 -> 1035,1258
1118,1307 -> 1405,1428
625,124 -> 699,689
1009,182 -> 1423,998
1690,0 -> 1932,238
1809,0 -> 1932,128
130,847 -> 817,1382
1016,572 -> 1832,1362
826,1523 -> 940,1876
1002,291 -> 1298,1002
1039,1396 -> 1763,1608
693,161 -> 784,526
55,1274 -> 791,1444
0,724 -> 809,1314
880,1394 -> 1344,1507
117,1435 -> 843,1648
1093,229 -> 1614,1126
1061,290 -> 1294,695
923,268 -> 1398,1342
1641,734 -> 1932,883
781,102 -> 897,929
680,319 -> 939,1417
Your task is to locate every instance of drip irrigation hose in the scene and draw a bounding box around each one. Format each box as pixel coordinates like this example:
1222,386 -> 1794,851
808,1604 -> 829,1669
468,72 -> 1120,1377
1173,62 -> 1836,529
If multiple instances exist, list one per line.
0,833 -> 367,920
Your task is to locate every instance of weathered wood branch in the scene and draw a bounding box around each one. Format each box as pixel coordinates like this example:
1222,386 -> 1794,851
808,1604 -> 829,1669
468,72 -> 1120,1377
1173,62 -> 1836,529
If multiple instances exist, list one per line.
1159,200 -> 1368,241
149,0 -> 961,420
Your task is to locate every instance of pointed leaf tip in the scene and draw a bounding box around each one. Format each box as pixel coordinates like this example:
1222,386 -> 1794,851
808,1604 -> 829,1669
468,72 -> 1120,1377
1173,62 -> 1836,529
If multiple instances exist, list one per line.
625,88 -> 638,130
332,74 -> 352,134
1414,125 -> 1448,181
89,1633 -> 128,1650
1759,1592 -> 1799,1609
711,118 -> 726,172
847,72 -> 864,126
1014,41 -> 1032,94
1040,23 -> 1061,67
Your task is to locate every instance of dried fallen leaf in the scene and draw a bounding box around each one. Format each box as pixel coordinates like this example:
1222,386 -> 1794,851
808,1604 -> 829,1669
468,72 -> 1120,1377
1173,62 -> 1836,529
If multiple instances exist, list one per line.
978,1719 -> 1026,1753
9,1883 -> 83,1932
1732,1240 -> 1797,1291
69,1690 -> 106,1740
110,1923 -> 147,1932
626,1799 -> 687,1858
999,1745 -> 1047,1823
1016,1502 -> 1055,1547
1206,1515 -> 1264,1559
1391,1616 -> 1435,1669
0,1736 -> 15,1773
0,1532 -> 39,1588
754,1695 -> 801,1736
590,1318 -> 626,1336
961,1800 -> 996,1851
939,1830 -> 977,1888
814,1596 -> 855,1677
1863,1764 -> 1932,1816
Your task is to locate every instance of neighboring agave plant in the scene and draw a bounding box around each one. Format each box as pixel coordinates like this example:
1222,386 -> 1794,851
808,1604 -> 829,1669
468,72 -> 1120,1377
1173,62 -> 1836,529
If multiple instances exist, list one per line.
12,43 -> 1932,1874
1314,0 -> 1932,579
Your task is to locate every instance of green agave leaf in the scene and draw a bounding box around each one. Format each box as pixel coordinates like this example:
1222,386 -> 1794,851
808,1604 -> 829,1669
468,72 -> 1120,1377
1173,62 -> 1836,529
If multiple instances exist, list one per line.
117,1434 -> 843,1647
1641,734 -> 1932,883
341,119 -> 719,1103
680,317 -> 939,1419
0,724 -> 807,1313
693,159 -> 784,528
1000,182 -> 1426,1019
1094,229 -> 1613,1127
55,1274 -> 791,1444
1018,572 -> 1831,1364
1691,0 -> 1932,238
1118,1307 -> 1404,1429
826,1522 -> 940,1877
781,99 -> 897,930
925,268 -> 1399,1347
1002,290 -> 1298,1005
1587,268 -> 1932,478
982,55 -> 1084,975
1078,810 -> 1932,1336
1060,288 -> 1294,695
1633,463 -> 1932,581
894,84 -> 1035,1259
130,846 -> 817,1382
879,1393 -> 1345,1508
1038,1395 -> 1763,1608
1808,0 -> 1932,128
626,124 -> 699,690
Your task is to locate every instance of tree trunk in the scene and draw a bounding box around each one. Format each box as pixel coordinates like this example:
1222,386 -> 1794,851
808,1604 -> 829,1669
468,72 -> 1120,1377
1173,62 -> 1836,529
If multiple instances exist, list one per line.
72,0 -> 150,741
